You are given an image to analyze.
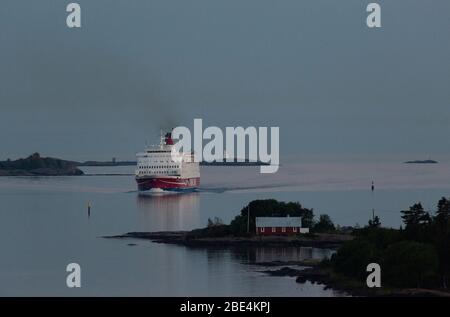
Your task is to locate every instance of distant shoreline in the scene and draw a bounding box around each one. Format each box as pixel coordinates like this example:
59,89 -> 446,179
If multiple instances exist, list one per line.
404,159 -> 438,164
76,161 -> 136,167
0,153 -> 271,176
77,160 -> 269,167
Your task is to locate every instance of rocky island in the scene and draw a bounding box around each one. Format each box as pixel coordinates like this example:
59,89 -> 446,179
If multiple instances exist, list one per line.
404,159 -> 438,164
0,153 -> 84,176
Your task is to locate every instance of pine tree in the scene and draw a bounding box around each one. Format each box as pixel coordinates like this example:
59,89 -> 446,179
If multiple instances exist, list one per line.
434,197 -> 450,288
401,202 -> 430,228
436,197 -> 450,223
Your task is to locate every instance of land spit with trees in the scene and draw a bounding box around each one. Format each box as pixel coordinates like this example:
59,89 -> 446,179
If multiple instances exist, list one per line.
107,199 -> 353,249
0,153 -> 133,175
108,198 -> 450,296
0,153 -> 83,176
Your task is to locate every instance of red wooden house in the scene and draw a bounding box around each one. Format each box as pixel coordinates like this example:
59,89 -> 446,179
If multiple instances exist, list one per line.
255,216 -> 309,235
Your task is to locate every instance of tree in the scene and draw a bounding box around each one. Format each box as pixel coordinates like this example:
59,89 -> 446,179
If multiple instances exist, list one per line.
301,208 -> 314,228
368,216 -> 381,228
314,214 -> 335,233
401,202 -> 431,228
436,197 -> 450,223
207,217 -> 223,227
382,241 -> 439,288
229,199 -> 315,235
330,239 -> 379,279
434,231 -> 450,288
432,197 -> 450,287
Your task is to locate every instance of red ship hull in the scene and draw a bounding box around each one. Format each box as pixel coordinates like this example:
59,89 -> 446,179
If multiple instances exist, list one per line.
136,177 -> 200,192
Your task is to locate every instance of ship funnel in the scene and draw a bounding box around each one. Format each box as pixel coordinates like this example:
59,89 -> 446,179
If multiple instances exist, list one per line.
164,132 -> 174,145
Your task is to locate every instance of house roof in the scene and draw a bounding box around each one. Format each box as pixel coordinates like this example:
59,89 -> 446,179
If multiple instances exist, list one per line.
255,216 -> 302,227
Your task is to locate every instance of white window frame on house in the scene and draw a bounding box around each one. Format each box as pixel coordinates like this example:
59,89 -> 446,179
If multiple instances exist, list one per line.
282,227 -> 286,233
261,227 -> 265,233
272,227 -> 276,233
293,227 -> 297,232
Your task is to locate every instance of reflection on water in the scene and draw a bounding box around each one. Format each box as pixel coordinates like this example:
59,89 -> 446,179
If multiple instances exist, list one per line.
236,246 -> 333,263
136,193 -> 201,231
198,247 -> 344,297
6,161 -> 450,295
205,246 -> 333,264
0,166 -> 354,296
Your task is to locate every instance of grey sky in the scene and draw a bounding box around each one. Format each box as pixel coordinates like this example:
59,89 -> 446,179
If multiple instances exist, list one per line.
1,0 -> 450,161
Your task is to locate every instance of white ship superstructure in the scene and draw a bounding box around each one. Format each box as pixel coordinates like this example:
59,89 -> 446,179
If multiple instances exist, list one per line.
135,131 -> 200,192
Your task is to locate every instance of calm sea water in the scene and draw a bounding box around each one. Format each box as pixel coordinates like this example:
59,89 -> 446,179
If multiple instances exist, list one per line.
1,158 -> 450,296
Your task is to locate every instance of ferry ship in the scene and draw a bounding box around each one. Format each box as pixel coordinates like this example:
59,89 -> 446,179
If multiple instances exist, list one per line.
135,131 -> 200,193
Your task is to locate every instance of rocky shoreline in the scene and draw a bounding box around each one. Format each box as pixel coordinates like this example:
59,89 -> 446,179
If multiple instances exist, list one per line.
104,230 -> 450,297
0,153 -> 83,176
260,262 -> 450,297
103,231 -> 353,249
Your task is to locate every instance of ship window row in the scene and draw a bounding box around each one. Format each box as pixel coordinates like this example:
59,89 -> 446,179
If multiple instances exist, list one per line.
138,171 -> 179,175
138,165 -> 180,169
